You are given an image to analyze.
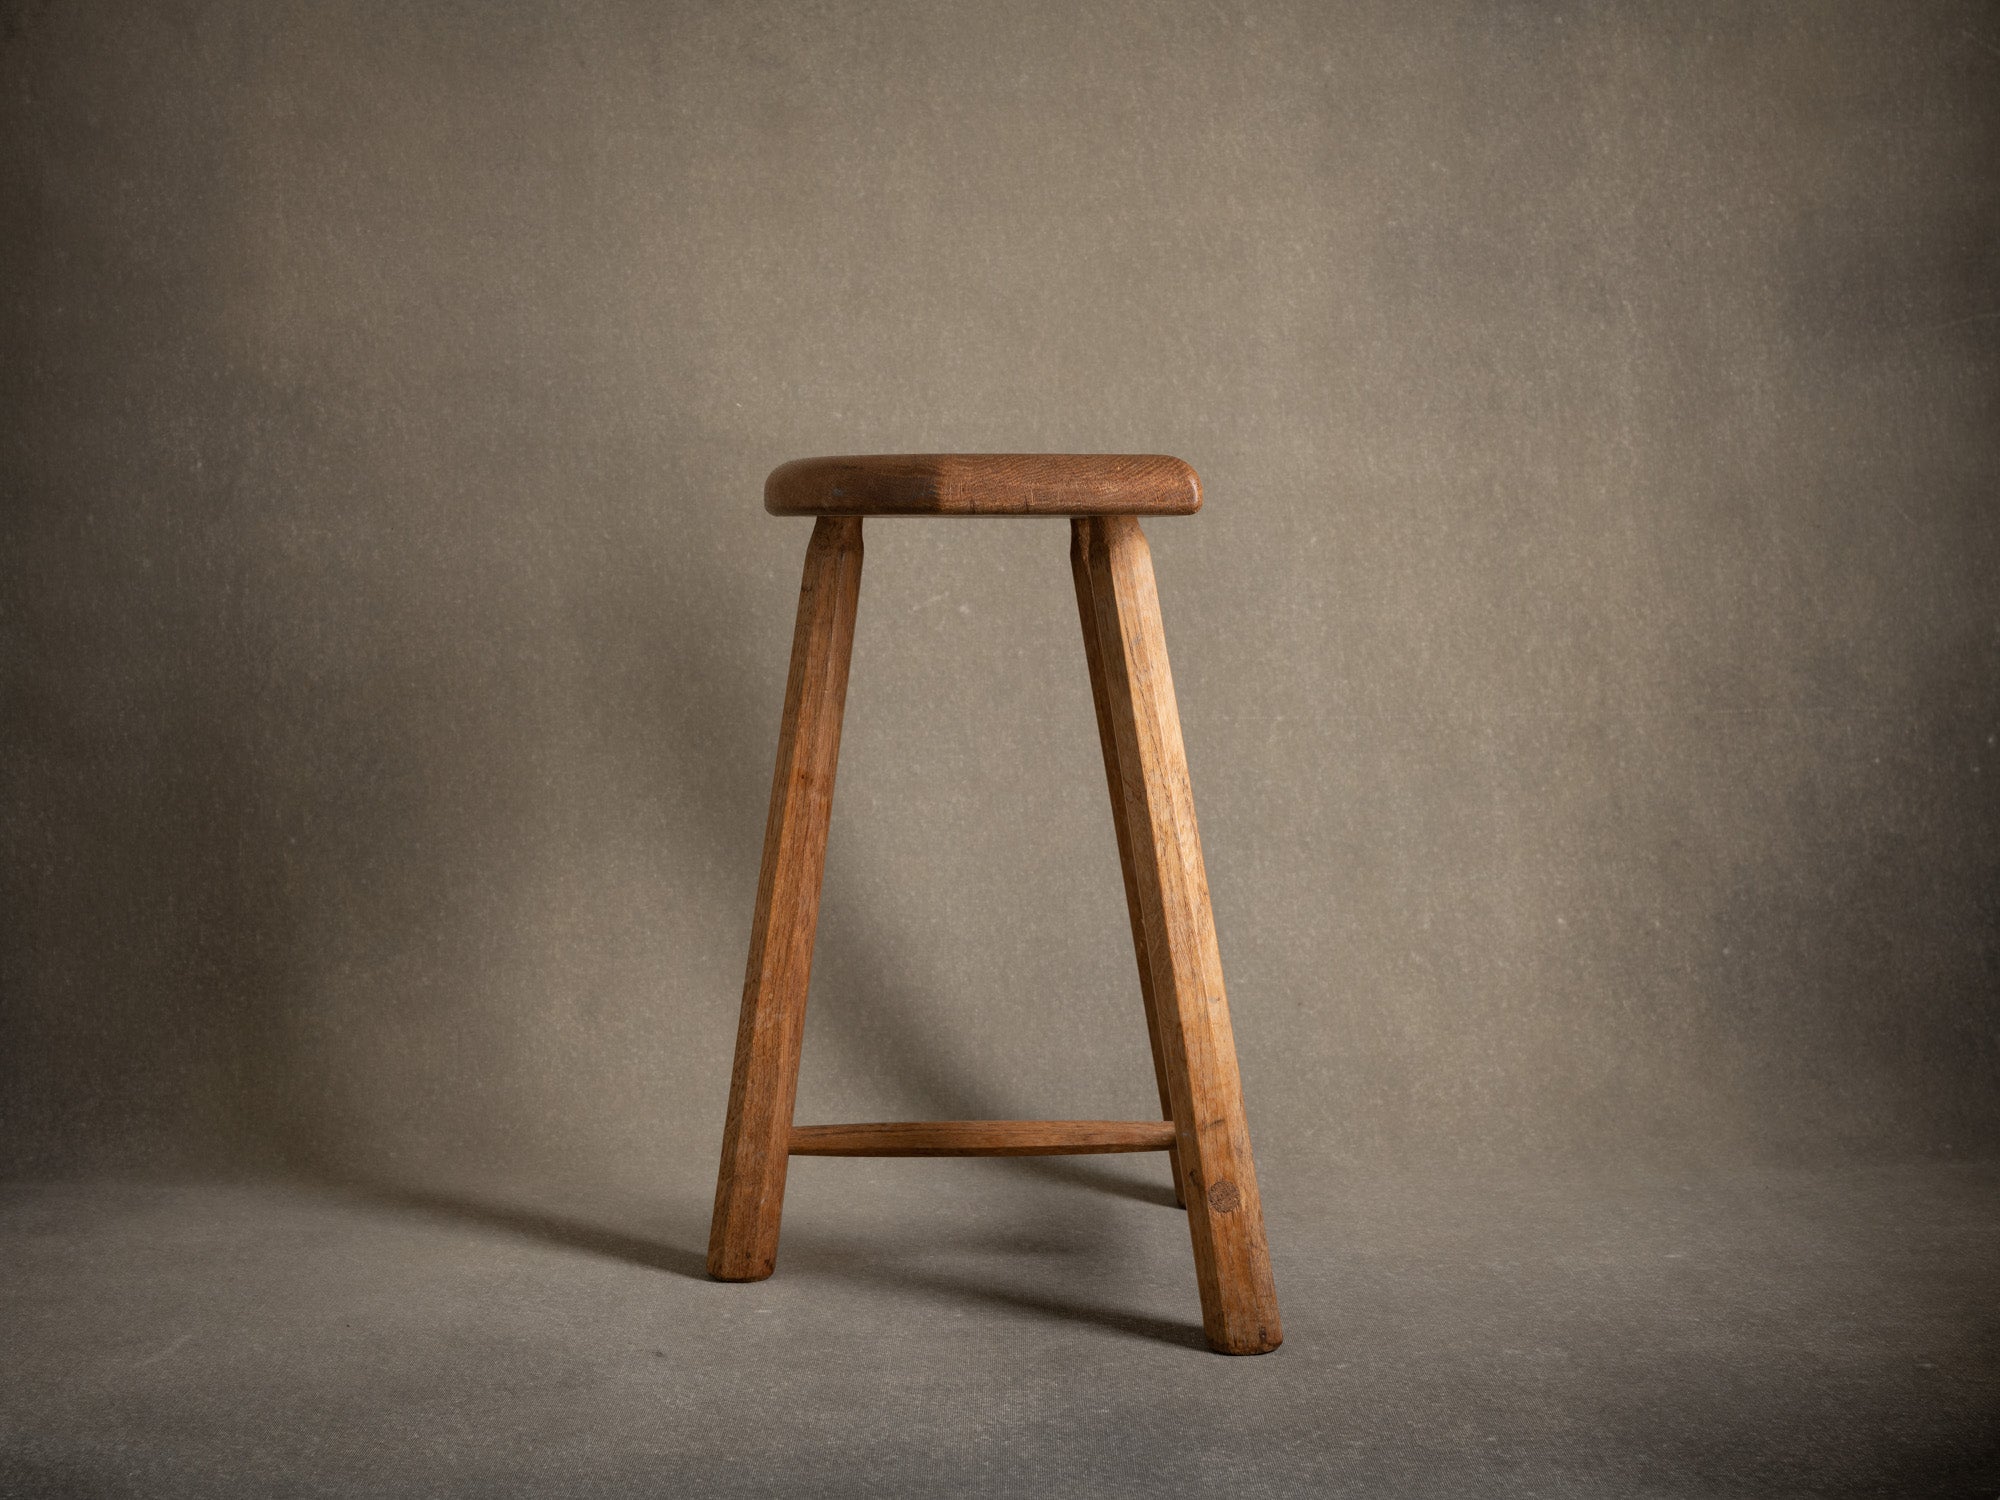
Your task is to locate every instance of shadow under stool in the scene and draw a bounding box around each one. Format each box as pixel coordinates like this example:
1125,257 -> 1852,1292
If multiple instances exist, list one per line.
707,453 -> 1282,1355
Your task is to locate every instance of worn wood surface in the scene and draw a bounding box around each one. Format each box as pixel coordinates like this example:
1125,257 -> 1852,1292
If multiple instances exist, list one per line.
1070,521 -> 1189,1210
765,454 -> 1201,517
707,515 -> 864,1282
1077,514 -> 1283,1355
789,1120 -> 1177,1156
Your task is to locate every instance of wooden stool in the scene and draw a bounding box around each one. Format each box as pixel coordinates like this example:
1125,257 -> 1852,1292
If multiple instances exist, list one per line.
707,454 -> 1282,1355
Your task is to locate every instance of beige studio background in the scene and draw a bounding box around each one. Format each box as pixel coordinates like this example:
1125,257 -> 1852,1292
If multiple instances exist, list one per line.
4,1 -> 1996,1201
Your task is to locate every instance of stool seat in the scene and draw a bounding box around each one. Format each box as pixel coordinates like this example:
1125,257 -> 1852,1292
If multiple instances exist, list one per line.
765,453 -> 1201,517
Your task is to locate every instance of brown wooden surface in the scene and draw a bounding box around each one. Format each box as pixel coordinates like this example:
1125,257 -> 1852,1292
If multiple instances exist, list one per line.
789,1120 -> 1177,1157
707,515 -> 864,1282
1077,514 -> 1283,1355
1070,521 -> 1189,1210
765,454 -> 1201,517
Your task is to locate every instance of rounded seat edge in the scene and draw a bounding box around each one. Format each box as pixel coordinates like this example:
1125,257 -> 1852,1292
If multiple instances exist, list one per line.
764,453 -> 1201,517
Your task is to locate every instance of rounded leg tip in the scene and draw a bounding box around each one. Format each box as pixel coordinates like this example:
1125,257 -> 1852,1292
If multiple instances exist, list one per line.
706,1252 -> 776,1282
1207,1322 -> 1283,1356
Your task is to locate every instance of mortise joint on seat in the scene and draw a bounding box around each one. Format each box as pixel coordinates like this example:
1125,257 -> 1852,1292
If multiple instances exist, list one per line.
764,453 -> 1201,517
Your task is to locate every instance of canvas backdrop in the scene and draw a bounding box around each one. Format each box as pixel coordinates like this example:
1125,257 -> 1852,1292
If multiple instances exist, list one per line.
4,0 -> 1996,1198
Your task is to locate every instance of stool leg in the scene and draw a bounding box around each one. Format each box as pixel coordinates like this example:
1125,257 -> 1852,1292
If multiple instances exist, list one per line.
1076,515 -> 1282,1355
708,516 -> 864,1281
1070,522 -> 1188,1210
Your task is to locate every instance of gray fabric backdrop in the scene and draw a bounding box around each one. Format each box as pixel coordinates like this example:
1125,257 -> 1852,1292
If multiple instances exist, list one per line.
5,1 -> 1996,1195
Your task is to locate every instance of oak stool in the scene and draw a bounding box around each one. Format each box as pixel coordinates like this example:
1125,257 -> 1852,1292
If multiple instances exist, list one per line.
707,454 -> 1281,1355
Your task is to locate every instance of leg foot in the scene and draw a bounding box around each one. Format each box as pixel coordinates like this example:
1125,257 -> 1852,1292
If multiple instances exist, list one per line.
1077,516 -> 1282,1354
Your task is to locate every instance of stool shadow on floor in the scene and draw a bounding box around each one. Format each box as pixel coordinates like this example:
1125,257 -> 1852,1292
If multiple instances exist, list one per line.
782,1232 -> 1210,1352
302,1168 -> 711,1280
299,1164 -> 1205,1350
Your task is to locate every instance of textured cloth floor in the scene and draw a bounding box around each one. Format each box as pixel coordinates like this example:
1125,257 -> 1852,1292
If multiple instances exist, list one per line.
2,1162 -> 1995,1497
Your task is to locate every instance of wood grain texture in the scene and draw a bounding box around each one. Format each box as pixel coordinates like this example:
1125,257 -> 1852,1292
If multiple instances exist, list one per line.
1078,514 -> 1283,1355
707,515 -> 864,1282
789,1120 -> 1176,1156
765,454 -> 1201,517
1070,521 -> 1189,1210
